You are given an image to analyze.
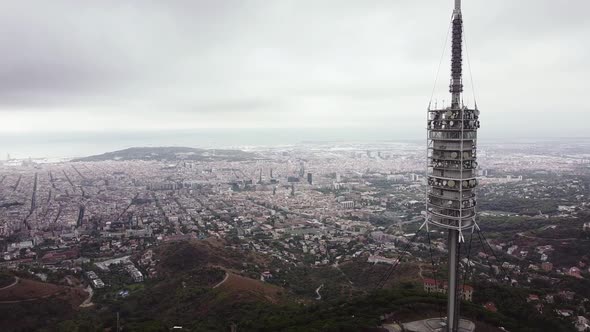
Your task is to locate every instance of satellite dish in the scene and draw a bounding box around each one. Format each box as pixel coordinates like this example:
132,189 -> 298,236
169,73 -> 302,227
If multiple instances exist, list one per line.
463,152 -> 470,159
450,121 -> 454,127
445,111 -> 452,118
451,152 -> 458,159
448,180 -> 455,187
470,179 -> 476,186
475,110 -> 480,116
443,180 -> 448,186
463,181 -> 468,187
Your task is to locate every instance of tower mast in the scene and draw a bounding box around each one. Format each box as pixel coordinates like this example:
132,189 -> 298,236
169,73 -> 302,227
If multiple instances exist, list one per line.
450,0 -> 463,109
426,0 -> 480,331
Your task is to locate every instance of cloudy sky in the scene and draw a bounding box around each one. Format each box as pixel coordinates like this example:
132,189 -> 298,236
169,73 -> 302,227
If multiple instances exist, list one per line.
1,0 -> 589,138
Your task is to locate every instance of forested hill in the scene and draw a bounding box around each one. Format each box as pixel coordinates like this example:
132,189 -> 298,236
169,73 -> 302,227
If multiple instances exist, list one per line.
72,146 -> 257,162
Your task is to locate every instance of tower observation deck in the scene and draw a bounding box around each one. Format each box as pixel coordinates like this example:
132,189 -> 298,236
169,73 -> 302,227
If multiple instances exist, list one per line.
425,0 -> 479,331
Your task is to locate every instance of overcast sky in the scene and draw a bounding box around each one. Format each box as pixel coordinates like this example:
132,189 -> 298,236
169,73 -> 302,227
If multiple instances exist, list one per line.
1,0 -> 589,137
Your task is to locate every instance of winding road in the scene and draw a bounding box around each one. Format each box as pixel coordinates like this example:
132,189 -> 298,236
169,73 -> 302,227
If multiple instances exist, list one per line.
315,284 -> 324,300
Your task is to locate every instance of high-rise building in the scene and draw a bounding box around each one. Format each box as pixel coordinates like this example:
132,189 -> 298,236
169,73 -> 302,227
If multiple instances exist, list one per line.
299,161 -> 305,178
307,173 -> 313,185
425,0 -> 480,331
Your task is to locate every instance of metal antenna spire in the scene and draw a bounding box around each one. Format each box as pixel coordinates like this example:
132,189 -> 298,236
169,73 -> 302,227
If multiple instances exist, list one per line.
450,0 -> 463,109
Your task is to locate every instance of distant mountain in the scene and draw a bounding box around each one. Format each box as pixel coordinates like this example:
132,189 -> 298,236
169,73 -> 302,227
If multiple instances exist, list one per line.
72,146 -> 257,162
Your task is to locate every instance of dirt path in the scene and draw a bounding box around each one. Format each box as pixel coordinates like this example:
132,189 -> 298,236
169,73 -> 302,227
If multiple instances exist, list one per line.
0,277 -> 19,291
315,284 -> 324,300
213,272 -> 229,289
79,286 -> 94,308
0,292 -> 58,304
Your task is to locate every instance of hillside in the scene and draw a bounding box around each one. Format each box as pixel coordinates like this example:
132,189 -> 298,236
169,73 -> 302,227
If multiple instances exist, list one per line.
0,276 -> 88,331
72,146 -> 257,162
1,239 -> 574,331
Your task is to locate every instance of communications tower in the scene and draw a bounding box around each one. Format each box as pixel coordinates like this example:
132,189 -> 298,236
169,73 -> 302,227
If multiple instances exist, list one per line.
425,0 -> 480,331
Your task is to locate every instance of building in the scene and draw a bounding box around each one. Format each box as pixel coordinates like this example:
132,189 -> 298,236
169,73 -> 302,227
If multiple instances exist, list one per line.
125,263 -> 144,282
541,262 -> 553,272
527,294 -> 540,302
147,182 -> 179,190
483,302 -> 497,313
41,248 -> 80,265
423,278 -> 473,302
260,271 -> 273,281
8,240 -> 34,250
299,161 -> 305,177
85,271 -> 105,289
368,255 -> 399,265
568,266 -> 583,279
340,201 -> 354,209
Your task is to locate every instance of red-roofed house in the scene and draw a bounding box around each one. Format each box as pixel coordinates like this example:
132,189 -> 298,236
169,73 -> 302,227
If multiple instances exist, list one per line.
41,248 -> 80,265
541,262 -> 553,272
483,302 -> 498,313
423,278 -> 473,301
568,267 -> 583,279
527,294 -> 540,302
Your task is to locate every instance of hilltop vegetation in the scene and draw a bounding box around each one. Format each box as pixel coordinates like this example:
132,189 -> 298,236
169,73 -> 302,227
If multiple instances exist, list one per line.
72,146 -> 257,162
2,239 -> 566,332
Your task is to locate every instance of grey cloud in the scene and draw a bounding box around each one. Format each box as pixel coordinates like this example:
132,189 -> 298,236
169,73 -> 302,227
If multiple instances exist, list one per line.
177,98 -> 282,113
0,1 -> 588,136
